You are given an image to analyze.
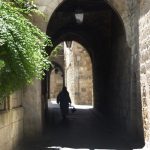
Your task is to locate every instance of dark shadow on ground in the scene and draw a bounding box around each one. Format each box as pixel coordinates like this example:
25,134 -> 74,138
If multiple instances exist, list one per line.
18,102 -> 143,150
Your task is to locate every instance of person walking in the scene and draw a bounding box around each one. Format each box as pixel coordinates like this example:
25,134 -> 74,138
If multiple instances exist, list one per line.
57,86 -> 71,119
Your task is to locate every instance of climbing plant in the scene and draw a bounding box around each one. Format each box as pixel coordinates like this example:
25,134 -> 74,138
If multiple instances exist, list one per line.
0,0 -> 52,102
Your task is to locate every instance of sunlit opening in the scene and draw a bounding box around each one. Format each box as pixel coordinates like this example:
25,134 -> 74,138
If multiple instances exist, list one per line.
49,100 -> 93,109
49,41 -> 93,108
45,146 -> 101,150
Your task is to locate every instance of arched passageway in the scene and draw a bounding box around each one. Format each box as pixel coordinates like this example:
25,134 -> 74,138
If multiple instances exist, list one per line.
64,41 -> 93,105
41,0 -> 144,149
48,41 -> 93,106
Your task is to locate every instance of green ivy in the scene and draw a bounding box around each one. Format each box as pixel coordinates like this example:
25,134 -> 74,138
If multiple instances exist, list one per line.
50,45 -> 63,59
3,0 -> 38,14
0,0 -> 52,102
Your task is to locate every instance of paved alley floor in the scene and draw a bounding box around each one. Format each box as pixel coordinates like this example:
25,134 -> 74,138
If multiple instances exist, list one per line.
18,101 -> 142,150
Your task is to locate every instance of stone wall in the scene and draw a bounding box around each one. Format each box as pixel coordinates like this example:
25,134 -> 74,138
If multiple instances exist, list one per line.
22,80 -> 42,139
1,0 -> 147,149
49,43 -> 64,99
34,0 -> 63,32
107,12 -> 131,131
50,70 -> 63,99
0,92 -> 23,150
65,42 -> 93,105
139,0 -> 150,147
64,42 -> 76,104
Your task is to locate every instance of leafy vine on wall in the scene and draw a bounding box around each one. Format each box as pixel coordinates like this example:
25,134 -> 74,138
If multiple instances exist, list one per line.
0,0 -> 52,102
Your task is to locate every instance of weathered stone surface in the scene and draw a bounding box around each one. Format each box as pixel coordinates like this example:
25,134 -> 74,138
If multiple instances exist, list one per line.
64,42 -> 93,105
1,0 -> 148,149
50,70 -> 63,98
139,0 -> 150,146
0,107 -> 23,150
22,80 -> 42,139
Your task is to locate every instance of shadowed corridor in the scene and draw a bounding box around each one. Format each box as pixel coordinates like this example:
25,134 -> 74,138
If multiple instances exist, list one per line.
18,101 -> 141,150
40,0 -> 144,149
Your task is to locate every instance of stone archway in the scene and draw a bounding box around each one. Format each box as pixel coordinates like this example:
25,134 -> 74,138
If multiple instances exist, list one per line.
64,41 -> 93,105
44,0 -> 144,145
22,0 -> 144,147
35,0 -> 133,46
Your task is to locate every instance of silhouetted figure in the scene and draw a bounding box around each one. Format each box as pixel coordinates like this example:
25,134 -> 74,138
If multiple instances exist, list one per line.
57,86 -> 71,119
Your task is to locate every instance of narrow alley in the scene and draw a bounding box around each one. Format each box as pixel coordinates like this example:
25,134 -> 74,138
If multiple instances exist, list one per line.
1,0 -> 150,150
18,101 -> 140,150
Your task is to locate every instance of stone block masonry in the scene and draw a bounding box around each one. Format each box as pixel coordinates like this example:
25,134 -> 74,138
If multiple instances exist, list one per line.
9,0 -> 149,149
140,0 -> 150,146
0,107 -> 23,150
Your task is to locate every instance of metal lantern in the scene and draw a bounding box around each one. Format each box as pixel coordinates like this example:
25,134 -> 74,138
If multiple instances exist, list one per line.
65,41 -> 72,48
75,9 -> 84,24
